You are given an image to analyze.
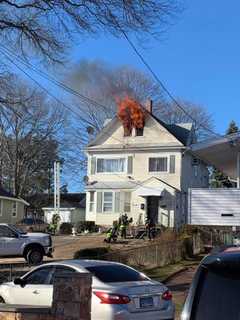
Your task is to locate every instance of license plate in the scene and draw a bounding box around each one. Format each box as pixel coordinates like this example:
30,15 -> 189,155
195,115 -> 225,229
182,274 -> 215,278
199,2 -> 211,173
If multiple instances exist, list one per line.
140,297 -> 153,308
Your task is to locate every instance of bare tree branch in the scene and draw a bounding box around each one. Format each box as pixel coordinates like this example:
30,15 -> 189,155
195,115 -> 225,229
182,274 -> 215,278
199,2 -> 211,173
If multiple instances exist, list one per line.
0,0 -> 181,62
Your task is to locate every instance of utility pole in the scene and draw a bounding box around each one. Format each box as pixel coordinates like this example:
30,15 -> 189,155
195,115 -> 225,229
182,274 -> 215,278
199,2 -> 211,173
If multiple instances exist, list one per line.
54,160 -> 61,216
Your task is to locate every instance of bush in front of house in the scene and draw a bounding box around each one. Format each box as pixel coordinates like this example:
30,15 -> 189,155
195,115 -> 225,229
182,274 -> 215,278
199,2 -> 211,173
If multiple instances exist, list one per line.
74,247 -> 110,260
76,221 -> 99,233
59,222 -> 73,235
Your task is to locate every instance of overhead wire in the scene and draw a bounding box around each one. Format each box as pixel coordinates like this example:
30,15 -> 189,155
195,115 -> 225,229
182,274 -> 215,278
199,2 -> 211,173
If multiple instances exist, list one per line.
0,48 -> 126,146
1,40 -> 234,197
0,44 -> 111,113
0,43 -> 222,139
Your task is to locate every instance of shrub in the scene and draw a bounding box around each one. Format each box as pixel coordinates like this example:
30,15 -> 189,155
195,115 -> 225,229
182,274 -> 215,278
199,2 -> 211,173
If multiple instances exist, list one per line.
74,247 -> 110,260
75,221 -> 99,233
60,222 -> 73,235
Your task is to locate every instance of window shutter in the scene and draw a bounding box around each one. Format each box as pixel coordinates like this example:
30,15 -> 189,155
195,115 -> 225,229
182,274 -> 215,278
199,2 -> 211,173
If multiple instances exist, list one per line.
170,155 -> 176,174
114,192 -> 120,213
127,156 -> 133,174
96,192 -> 102,213
90,156 -> 96,174
124,192 -> 131,212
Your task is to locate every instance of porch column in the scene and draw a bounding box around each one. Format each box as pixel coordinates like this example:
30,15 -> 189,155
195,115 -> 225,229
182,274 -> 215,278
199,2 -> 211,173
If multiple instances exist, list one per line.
237,152 -> 240,188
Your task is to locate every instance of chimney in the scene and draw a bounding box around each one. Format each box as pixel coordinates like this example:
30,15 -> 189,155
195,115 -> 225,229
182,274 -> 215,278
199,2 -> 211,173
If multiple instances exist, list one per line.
145,99 -> 153,114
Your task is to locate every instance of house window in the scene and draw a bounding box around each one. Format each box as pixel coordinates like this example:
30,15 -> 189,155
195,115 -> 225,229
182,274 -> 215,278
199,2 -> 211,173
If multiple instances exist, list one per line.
124,192 -> 131,212
97,158 -> 126,173
149,157 -> 168,172
136,128 -> 144,136
89,191 -> 95,212
12,202 -> 17,217
103,192 -> 113,212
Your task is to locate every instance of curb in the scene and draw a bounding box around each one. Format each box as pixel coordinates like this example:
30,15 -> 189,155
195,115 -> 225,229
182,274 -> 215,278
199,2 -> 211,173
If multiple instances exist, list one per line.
162,267 -> 189,284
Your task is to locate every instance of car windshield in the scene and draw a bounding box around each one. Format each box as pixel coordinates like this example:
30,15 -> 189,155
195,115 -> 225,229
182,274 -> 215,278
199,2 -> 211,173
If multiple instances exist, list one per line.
191,265 -> 240,320
86,264 -> 149,283
9,224 -> 26,235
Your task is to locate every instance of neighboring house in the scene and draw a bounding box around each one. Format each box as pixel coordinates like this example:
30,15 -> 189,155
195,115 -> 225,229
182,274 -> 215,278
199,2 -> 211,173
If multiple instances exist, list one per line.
85,103 -> 209,228
0,187 -> 29,224
42,193 -> 86,225
188,133 -> 240,228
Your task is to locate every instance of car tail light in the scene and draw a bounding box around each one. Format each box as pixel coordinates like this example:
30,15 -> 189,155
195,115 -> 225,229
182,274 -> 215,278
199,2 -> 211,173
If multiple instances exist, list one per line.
94,291 -> 131,304
162,290 -> 172,301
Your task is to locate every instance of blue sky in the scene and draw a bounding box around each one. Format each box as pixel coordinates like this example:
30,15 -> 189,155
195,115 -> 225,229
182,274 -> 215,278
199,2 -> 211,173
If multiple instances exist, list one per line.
6,0 -> 240,191
64,0 -> 240,135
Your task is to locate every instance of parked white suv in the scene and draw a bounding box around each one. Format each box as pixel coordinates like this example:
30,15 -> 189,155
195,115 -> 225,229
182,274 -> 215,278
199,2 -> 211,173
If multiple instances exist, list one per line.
0,224 -> 53,265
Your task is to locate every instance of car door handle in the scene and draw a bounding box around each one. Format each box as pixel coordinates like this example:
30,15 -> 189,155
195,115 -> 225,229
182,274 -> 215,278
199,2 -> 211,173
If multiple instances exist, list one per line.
33,290 -> 39,295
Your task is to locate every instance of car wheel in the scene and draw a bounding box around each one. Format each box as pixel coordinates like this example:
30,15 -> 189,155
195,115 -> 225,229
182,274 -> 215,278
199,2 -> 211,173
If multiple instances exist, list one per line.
0,296 -> 5,303
26,248 -> 43,265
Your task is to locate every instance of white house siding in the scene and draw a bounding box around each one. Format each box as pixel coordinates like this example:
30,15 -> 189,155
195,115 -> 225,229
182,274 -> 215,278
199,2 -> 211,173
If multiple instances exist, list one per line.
88,150 -> 182,189
188,188 -> 240,226
86,178 -> 178,227
85,114 -> 209,227
95,116 -> 183,147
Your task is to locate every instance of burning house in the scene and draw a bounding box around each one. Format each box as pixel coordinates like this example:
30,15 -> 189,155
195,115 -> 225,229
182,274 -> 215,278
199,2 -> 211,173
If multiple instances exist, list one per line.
84,98 -> 209,228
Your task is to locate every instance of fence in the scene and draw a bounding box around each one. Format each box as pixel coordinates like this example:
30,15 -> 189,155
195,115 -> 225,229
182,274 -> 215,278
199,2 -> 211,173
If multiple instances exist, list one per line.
0,262 -> 31,284
103,239 -> 185,268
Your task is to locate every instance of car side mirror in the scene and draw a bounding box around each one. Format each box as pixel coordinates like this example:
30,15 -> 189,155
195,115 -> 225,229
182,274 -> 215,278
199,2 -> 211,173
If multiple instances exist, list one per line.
14,278 -> 26,287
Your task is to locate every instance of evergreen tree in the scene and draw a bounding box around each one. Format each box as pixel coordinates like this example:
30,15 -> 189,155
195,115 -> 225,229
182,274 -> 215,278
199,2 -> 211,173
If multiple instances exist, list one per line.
227,120 -> 239,135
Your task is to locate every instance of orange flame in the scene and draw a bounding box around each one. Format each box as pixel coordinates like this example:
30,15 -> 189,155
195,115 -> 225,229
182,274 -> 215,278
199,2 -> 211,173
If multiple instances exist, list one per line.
117,96 -> 145,135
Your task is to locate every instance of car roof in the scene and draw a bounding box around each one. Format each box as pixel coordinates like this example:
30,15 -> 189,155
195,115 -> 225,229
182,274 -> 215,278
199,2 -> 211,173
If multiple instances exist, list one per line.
201,249 -> 240,267
41,259 -> 124,270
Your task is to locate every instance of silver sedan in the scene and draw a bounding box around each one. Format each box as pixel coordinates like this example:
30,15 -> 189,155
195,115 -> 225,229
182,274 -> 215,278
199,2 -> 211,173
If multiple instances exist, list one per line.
0,260 -> 175,320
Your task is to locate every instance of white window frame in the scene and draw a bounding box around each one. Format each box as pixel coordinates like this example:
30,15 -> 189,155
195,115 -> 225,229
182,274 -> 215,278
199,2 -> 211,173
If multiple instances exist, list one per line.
96,155 -> 128,174
89,191 -> 95,212
12,202 -> 17,218
97,191 -> 132,214
103,191 -> 113,213
148,156 -> 169,173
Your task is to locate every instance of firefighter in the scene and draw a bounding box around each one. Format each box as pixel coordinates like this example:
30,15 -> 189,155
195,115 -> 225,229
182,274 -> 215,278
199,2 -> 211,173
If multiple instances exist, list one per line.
104,226 -> 118,243
145,218 -> 155,240
120,213 -> 129,239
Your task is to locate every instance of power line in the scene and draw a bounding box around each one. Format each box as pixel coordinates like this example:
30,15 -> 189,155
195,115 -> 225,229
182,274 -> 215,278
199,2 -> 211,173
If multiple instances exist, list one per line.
0,43 -> 220,139
0,44 -> 111,113
1,43 -> 222,140
0,48 -> 126,147
116,26 -> 223,139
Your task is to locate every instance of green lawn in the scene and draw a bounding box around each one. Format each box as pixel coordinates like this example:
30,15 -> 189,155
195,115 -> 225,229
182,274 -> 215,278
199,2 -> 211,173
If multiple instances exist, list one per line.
143,258 -> 200,282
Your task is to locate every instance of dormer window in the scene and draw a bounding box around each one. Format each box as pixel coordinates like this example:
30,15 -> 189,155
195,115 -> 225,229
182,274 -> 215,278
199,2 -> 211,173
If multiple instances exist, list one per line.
136,127 -> 144,136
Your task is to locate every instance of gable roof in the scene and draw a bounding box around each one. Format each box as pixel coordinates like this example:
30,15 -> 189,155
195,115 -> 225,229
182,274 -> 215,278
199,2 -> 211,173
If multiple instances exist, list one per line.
150,114 -> 193,146
87,112 -> 194,148
0,186 -> 29,205
27,193 -> 86,209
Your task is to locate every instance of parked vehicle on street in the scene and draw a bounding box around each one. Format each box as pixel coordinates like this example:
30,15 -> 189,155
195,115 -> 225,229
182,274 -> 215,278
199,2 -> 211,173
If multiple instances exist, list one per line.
0,260 -> 175,320
17,218 -> 49,233
0,224 -> 53,265
181,249 -> 240,320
